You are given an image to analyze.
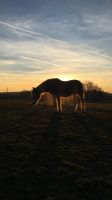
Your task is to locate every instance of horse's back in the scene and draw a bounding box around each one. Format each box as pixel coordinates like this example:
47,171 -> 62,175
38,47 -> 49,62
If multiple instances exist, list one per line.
61,80 -> 84,96
45,78 -> 82,86
44,78 -> 84,97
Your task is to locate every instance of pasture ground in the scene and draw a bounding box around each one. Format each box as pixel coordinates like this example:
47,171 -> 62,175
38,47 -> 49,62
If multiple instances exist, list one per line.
0,99 -> 112,200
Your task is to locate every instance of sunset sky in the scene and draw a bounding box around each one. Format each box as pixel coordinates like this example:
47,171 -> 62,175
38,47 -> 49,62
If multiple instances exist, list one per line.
0,0 -> 112,92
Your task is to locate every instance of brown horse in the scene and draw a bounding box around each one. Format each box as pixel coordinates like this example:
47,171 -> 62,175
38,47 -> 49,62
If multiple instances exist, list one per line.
31,78 -> 86,112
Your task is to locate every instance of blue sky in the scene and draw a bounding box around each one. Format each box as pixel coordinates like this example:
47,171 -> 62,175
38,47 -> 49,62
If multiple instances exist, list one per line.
0,0 -> 112,91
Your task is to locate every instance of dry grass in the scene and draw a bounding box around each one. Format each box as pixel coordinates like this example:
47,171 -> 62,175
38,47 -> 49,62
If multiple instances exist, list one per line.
0,99 -> 112,200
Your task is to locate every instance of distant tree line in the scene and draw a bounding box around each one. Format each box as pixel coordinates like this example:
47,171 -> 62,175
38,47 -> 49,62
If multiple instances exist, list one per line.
0,90 -> 31,100
85,81 -> 112,102
0,82 -> 112,103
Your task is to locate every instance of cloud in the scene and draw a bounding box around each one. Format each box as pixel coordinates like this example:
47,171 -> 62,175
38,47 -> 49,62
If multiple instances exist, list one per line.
0,29 -> 112,77
0,20 -> 44,41
20,56 -> 63,67
83,13 -> 112,35
0,16 -> 112,59
0,59 -> 42,74
0,20 -> 67,43
0,0 -> 112,92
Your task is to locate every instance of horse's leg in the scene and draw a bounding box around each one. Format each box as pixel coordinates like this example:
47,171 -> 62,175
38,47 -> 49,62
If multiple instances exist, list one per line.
53,96 -> 58,112
83,99 -> 86,111
80,94 -> 86,111
72,94 -> 78,112
60,98 -> 62,112
78,95 -> 82,111
57,96 -> 62,112
36,95 -> 41,106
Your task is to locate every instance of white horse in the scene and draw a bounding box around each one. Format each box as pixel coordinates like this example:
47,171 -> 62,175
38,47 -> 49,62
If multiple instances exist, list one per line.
31,78 -> 86,112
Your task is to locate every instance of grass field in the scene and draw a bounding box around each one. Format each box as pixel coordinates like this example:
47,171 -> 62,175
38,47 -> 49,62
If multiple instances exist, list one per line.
0,99 -> 112,200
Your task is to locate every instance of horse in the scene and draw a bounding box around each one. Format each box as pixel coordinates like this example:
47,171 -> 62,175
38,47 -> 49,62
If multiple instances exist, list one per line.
31,78 -> 86,112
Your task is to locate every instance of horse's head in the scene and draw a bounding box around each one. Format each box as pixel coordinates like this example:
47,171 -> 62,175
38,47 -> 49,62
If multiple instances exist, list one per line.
31,87 -> 41,105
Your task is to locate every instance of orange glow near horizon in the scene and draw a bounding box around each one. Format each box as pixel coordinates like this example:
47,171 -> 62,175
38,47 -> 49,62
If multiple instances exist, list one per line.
0,73 -> 111,93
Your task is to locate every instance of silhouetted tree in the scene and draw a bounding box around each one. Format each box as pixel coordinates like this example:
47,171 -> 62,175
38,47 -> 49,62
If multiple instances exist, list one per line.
85,81 -> 103,102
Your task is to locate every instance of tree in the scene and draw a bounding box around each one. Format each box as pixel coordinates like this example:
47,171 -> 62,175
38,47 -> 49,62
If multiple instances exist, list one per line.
85,81 -> 103,102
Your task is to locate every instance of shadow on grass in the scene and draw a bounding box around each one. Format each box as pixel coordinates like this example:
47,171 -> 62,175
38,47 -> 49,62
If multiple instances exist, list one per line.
47,112 -> 61,135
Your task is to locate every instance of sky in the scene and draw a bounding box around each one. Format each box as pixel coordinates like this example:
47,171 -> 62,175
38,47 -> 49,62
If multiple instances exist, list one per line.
0,0 -> 112,92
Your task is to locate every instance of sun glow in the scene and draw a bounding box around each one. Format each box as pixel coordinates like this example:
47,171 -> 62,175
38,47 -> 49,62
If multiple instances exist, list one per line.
58,75 -> 74,81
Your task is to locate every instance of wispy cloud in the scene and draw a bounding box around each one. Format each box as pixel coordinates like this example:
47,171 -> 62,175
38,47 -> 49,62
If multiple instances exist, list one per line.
0,18 -> 112,60
0,63 -> 42,75
20,56 -> 63,67
0,20 -> 67,44
0,21 -> 42,37
83,13 -> 112,34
